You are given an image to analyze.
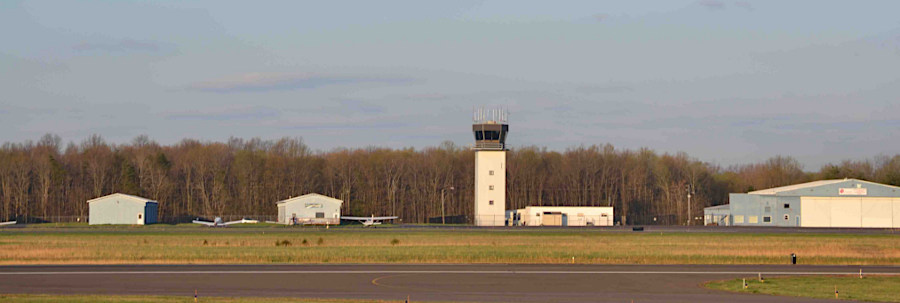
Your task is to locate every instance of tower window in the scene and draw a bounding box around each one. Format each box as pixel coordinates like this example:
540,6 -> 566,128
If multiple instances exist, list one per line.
783,203 -> 790,209
489,200 -> 494,205
489,185 -> 494,190
489,170 -> 494,175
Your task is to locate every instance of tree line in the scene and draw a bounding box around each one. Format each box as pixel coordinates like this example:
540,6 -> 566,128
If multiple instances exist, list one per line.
1,134 -> 899,224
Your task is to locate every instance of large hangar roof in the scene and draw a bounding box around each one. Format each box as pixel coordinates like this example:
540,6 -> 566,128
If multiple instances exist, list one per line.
747,179 -> 900,197
748,180 -> 847,195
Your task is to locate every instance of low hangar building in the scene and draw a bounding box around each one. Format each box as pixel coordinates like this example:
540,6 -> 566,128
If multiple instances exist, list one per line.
88,193 -> 158,225
507,206 -> 614,226
705,179 -> 900,228
276,193 -> 342,225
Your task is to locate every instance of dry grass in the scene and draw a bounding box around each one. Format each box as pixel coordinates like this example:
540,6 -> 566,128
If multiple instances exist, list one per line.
1,231 -> 899,265
0,294 -> 424,303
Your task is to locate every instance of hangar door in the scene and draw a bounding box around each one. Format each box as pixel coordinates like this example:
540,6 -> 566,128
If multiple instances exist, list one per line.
801,197 -> 899,228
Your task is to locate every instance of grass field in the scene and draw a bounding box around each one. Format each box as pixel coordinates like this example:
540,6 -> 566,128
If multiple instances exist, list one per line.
2,229 -> 900,265
705,275 -> 900,302
0,295 -> 427,303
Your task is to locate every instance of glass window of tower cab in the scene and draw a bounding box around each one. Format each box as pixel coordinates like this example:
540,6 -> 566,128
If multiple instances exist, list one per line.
472,123 -> 509,150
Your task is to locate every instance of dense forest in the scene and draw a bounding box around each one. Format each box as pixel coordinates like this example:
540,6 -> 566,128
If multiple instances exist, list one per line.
2,134 -> 899,224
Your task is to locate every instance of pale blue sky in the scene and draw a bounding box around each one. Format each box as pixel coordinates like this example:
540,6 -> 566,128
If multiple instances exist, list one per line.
2,0 -> 899,169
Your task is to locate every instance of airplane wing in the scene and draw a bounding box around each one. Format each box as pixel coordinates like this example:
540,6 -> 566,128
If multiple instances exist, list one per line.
340,216 -> 398,221
370,216 -> 398,220
192,220 -> 215,226
223,219 -> 259,225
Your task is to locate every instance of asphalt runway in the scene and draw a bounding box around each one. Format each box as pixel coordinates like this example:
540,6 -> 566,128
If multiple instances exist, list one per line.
5,225 -> 900,234
2,264 -> 898,302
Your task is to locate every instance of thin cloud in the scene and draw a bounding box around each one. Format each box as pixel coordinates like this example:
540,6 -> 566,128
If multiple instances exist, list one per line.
165,107 -> 280,121
575,84 -> 633,94
592,14 -> 608,22
334,99 -> 387,114
72,39 -> 161,52
697,0 -> 726,11
185,72 -> 415,93
735,2 -> 753,11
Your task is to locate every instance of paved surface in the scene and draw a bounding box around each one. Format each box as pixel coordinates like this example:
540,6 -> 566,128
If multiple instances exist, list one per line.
2,264 -> 898,302
5,225 -> 900,234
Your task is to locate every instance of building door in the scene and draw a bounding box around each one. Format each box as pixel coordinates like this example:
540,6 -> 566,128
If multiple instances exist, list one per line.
796,215 -> 800,227
137,213 -> 144,225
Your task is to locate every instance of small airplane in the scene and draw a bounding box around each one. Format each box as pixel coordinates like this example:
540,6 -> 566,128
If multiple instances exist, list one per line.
0,221 -> 16,227
340,215 -> 399,227
192,217 -> 258,227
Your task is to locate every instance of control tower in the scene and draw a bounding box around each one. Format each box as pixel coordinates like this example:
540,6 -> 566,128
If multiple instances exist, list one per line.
472,107 -> 509,226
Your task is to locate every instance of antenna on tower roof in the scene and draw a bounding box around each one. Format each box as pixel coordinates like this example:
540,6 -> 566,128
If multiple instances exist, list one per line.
472,106 -> 510,124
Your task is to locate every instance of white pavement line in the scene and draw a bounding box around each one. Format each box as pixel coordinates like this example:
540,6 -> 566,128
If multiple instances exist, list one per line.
1,270 -> 899,275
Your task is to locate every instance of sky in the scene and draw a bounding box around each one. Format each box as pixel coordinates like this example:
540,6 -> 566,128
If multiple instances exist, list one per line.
2,0 -> 899,170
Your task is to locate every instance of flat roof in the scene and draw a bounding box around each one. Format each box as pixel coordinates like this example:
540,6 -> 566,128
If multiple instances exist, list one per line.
704,204 -> 730,210
276,193 -> 343,205
87,193 -> 156,203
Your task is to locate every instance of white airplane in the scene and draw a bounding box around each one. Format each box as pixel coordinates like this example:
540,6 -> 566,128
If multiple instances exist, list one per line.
0,221 -> 16,226
340,215 -> 398,227
192,217 -> 258,227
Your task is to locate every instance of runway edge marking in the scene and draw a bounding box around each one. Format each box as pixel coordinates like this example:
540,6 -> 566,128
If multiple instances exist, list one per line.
2,270 -> 900,275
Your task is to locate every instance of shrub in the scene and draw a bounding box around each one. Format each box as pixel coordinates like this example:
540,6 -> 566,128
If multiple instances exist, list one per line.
202,240 -> 208,245
275,240 -> 292,247
317,237 -> 324,245
391,238 -> 400,245
302,239 -> 309,246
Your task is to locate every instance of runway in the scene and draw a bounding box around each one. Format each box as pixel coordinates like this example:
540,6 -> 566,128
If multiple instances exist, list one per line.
5,225 -> 900,234
2,264 -> 898,302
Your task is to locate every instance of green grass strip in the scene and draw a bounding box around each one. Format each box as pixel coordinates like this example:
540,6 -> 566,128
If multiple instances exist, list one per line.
705,275 -> 900,302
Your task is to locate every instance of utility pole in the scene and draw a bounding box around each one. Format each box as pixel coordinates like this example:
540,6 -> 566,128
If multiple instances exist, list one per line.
441,187 -> 455,224
685,184 -> 694,226
687,191 -> 692,226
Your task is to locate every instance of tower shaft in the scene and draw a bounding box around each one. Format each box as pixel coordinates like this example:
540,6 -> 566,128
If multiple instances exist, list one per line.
474,150 -> 506,226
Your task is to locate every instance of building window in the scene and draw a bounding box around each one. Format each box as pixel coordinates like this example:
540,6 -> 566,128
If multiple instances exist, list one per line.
783,214 -> 789,221
489,170 -> 494,176
315,212 -> 325,218
784,203 -> 790,209
489,185 -> 494,190
734,215 -> 744,223
749,216 -> 758,224
763,216 -> 771,223
489,200 -> 494,205
764,206 -> 771,213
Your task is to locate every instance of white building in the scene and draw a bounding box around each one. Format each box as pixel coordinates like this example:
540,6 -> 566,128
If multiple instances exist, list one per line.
88,193 -> 158,225
508,206 -> 614,226
276,193 -> 342,225
472,109 -> 509,226
704,179 -> 900,228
